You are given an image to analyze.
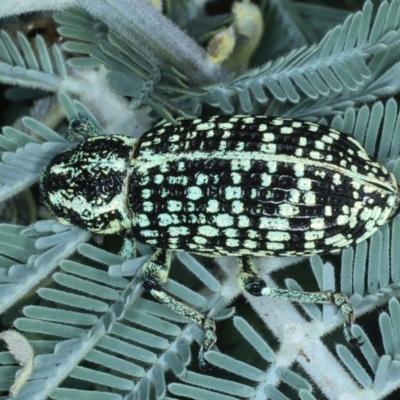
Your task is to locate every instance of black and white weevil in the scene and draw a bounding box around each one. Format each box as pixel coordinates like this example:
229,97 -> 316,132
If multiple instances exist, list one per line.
39,115 -> 400,368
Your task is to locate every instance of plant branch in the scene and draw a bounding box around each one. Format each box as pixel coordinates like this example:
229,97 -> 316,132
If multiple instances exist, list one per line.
0,0 -> 227,85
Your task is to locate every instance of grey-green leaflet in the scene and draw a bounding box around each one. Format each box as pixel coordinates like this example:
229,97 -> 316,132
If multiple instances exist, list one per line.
40,115 -> 400,369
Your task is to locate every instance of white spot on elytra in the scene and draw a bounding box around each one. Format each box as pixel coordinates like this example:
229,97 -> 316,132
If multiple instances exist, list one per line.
329,132 -> 340,140
224,228 -> 238,237
224,186 -> 242,199
336,215 -> 349,225
325,233 -> 346,245
232,200 -> 244,213
196,173 -> 209,185
310,151 -> 323,160
292,121 -> 302,128
226,238 -> 239,247
321,135 -> 333,144
305,230 -> 324,240
289,189 -> 300,203
294,164 -> 305,177
187,186 -> 203,200
168,226 -> 189,236
141,229 -> 159,237
307,124 -> 319,132
194,236 -> 207,245
207,199 -> 219,213
244,240 -> 257,249
279,204 -> 299,216
262,133 -> 275,142
196,122 -> 215,130
325,206 -> 332,216
268,161 -> 277,173
143,202 -> 153,212
218,122 -> 234,129
267,242 -> 284,250
207,130 -> 215,138
137,214 -> 150,227
213,213 -> 234,227
168,135 -> 180,142
303,192 -> 316,205
154,174 -> 163,184
261,173 -> 271,187
259,217 -> 289,230
295,148 -> 303,157
261,143 -> 276,153
280,126 -> 293,134
238,215 -> 250,227
310,218 -> 325,229
231,172 -> 241,184
158,213 -> 178,226
141,189 -> 151,199
198,225 -> 219,236
359,209 -> 372,220
167,200 -> 182,212
267,231 -> 290,241
304,241 -> 316,249
297,178 -> 312,191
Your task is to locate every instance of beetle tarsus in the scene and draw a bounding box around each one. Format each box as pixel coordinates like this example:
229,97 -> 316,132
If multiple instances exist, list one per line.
237,256 -> 360,347
333,293 -> 359,345
198,348 -> 213,372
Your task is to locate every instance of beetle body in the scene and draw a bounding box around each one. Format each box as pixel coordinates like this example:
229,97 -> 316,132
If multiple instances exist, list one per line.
41,115 -> 400,257
39,115 -> 400,368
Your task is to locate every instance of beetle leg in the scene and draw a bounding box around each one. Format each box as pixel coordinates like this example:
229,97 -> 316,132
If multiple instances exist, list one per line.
237,256 -> 360,346
142,249 -> 216,370
119,231 -> 136,259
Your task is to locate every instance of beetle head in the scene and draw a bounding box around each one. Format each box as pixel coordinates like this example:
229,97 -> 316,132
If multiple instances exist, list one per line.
40,134 -> 138,234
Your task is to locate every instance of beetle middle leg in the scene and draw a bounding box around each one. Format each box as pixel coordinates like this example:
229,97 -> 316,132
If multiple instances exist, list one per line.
142,249 -> 216,369
237,256 -> 359,345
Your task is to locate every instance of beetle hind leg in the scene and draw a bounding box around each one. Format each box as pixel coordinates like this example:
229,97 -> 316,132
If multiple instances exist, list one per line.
237,256 -> 360,345
142,249 -> 216,370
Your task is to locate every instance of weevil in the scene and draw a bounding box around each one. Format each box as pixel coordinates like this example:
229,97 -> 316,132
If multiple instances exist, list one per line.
39,115 -> 400,368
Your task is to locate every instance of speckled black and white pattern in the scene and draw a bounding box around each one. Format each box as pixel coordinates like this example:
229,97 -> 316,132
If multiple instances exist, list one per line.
128,115 -> 400,256
40,115 -> 400,256
40,115 -> 391,362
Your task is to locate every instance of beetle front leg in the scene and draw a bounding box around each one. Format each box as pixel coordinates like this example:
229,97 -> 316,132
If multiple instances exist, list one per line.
142,249 -> 216,369
119,231 -> 137,259
237,256 -> 360,345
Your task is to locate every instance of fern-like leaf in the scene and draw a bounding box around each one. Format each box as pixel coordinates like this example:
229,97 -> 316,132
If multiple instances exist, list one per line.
0,30 -> 67,91
206,1 -> 400,118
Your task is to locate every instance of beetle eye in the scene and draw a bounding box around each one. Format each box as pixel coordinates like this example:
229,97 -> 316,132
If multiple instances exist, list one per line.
66,116 -> 100,140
